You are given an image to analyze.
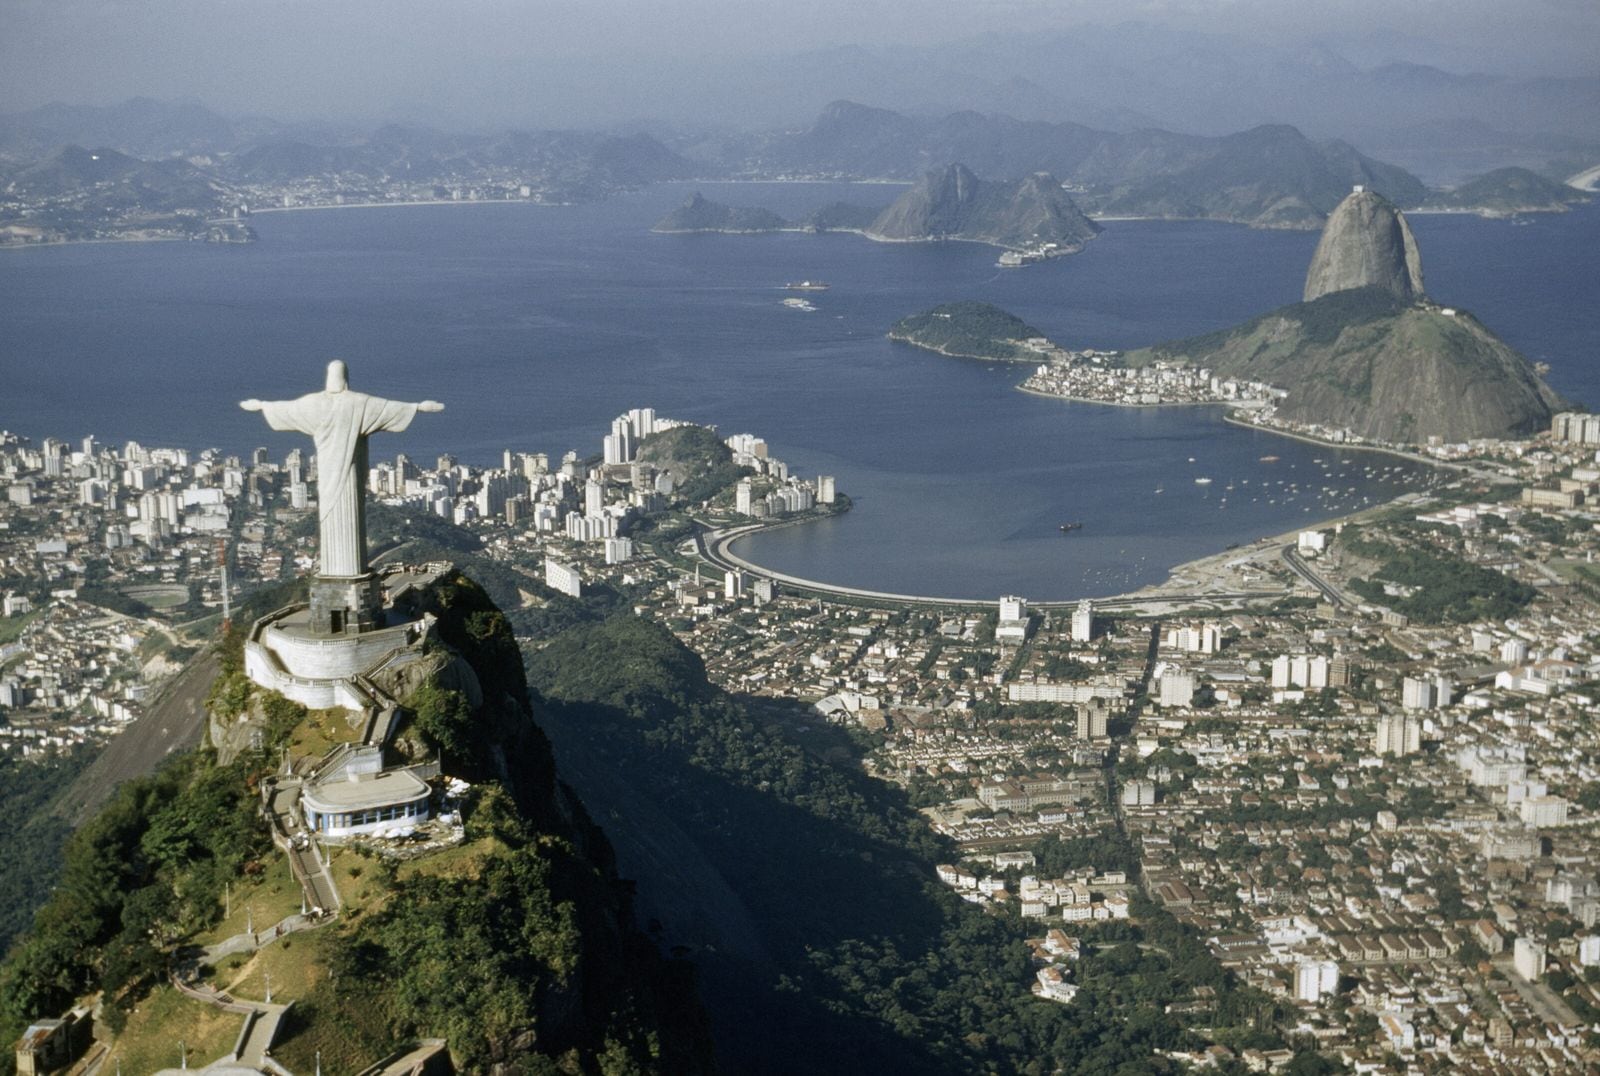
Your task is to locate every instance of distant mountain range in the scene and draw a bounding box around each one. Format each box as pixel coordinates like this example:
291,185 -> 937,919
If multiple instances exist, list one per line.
5,144 -> 227,213
619,25 -> 1599,184
0,102 -> 703,242
743,101 -> 1429,229
0,99 -> 700,196
0,96 -> 1591,246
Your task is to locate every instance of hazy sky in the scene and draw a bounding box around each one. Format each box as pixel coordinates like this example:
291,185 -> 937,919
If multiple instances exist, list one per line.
2,0 -> 1596,128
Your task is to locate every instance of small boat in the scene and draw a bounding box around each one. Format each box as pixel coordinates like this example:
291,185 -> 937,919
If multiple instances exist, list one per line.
1259,455 -> 1280,462
785,280 -> 830,291
1059,521 -> 1084,533
1195,477 -> 1213,485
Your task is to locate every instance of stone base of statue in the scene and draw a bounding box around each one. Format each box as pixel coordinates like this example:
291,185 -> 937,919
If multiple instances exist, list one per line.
244,563 -> 449,710
308,574 -> 384,635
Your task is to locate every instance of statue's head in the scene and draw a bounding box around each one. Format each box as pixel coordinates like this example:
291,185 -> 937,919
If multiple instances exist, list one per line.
325,360 -> 349,393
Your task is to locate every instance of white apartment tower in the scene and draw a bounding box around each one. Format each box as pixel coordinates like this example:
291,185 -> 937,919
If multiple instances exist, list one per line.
1374,712 -> 1422,757
1071,600 -> 1094,643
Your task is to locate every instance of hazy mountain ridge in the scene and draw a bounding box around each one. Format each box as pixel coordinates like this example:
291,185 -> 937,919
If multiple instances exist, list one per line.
709,26 -> 1600,180
0,104 -> 703,241
755,102 -> 1429,229
2,96 -> 1591,245
4,144 -> 229,211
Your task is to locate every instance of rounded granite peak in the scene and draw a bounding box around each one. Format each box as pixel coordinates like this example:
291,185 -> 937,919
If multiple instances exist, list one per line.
1302,187 -> 1425,304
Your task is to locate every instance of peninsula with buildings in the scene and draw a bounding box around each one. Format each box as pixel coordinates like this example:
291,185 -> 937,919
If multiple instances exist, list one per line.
911,187 -> 1569,453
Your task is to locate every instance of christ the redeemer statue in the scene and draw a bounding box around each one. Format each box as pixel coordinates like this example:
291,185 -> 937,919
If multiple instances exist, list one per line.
242,360 -> 442,584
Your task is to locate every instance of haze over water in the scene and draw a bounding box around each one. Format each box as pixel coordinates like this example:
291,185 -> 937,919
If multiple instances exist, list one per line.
2,185 -> 1596,600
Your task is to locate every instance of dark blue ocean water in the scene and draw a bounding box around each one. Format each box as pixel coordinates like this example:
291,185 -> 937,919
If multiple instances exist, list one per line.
2,186 -> 1595,599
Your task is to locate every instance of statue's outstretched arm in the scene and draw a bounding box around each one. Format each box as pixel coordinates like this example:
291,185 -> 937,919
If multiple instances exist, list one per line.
419,400 -> 444,412
240,399 -> 264,411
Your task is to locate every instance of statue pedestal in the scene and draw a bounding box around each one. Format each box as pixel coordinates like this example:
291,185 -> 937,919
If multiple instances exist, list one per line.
242,564 -> 451,710
308,574 -> 384,635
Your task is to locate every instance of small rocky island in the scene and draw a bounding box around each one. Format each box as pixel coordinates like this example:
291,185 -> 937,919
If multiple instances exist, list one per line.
865,164 -> 1100,256
651,191 -> 792,233
888,301 -> 1056,361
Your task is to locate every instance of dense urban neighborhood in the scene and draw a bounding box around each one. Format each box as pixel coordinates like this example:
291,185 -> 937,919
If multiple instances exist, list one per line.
5,396 -> 1600,1071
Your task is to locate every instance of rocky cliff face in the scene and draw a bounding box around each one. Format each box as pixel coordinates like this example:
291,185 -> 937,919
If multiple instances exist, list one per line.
1128,287 -> 1566,442
867,163 -> 1100,251
1303,188 -> 1425,302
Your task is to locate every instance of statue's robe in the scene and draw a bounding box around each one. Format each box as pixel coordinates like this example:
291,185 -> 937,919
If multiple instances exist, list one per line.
257,391 -> 421,577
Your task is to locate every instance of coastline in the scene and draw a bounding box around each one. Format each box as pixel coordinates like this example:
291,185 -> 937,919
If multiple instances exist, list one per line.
1217,411 -> 1472,473
1014,383 -> 1239,409
0,232 -> 190,253
654,220 -> 1089,261
715,384 -> 1471,610
888,334 -> 1040,364
716,464 -> 1446,614
0,197 -> 566,251
252,197 -> 572,215
1014,380 -> 1471,474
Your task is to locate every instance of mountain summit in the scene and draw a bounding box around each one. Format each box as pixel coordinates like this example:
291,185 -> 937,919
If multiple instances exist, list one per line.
1126,187 -> 1564,442
1303,187 -> 1425,303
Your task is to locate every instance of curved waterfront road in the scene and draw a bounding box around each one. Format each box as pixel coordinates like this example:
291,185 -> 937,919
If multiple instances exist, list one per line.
696,523 -> 1287,611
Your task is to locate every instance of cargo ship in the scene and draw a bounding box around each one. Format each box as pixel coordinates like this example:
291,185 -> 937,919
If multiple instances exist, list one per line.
785,280 -> 830,291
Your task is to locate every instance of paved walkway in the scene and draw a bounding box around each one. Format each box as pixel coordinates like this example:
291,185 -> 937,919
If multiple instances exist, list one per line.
266,778 -> 342,914
201,912 -> 326,964
166,970 -> 293,1074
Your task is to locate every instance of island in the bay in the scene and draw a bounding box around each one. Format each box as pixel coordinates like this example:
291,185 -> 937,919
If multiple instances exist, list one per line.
653,163 -> 1100,263
908,185 -> 1568,446
1422,166 -> 1594,217
888,301 -> 1055,361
